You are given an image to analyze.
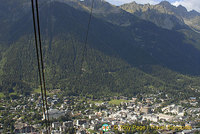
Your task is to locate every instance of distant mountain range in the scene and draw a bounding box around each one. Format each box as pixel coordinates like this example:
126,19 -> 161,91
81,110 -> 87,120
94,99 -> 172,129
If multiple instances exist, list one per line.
120,1 -> 200,31
0,0 -> 200,99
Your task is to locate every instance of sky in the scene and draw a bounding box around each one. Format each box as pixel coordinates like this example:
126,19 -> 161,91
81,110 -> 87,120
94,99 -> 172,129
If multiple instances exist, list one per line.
105,0 -> 200,12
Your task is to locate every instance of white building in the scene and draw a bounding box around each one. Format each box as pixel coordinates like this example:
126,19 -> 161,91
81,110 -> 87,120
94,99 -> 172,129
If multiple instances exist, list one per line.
156,114 -> 174,121
142,114 -> 158,122
52,122 -> 60,130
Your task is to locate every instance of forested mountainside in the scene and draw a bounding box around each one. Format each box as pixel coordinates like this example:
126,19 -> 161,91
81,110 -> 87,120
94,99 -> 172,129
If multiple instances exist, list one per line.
0,0 -> 200,100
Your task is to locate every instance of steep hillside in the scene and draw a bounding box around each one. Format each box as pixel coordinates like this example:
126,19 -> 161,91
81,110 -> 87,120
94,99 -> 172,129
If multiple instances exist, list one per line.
0,0 -> 200,99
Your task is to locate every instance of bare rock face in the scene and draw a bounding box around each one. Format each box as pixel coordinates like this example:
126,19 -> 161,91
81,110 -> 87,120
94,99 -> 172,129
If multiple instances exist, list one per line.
120,1 -> 200,31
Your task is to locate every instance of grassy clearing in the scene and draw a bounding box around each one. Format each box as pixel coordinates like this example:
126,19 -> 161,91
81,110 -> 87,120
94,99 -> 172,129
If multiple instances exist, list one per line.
0,92 -> 5,98
33,88 -> 41,94
9,92 -> 17,96
108,99 -> 129,105
33,88 -> 50,95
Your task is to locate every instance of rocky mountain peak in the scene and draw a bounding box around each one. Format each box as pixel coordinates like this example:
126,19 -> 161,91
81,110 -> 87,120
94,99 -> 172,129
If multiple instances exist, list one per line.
177,5 -> 187,11
158,1 -> 172,7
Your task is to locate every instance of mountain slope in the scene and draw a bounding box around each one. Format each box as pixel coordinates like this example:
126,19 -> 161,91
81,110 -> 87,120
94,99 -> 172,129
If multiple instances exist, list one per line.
0,0 -> 200,99
61,0 -> 200,74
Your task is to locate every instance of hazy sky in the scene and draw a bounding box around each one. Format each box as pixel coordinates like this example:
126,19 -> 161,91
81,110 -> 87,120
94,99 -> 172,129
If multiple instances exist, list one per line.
105,0 -> 200,12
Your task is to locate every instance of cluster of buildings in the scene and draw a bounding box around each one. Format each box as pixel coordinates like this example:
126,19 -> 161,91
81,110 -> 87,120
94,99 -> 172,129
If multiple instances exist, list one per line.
0,94 -> 200,134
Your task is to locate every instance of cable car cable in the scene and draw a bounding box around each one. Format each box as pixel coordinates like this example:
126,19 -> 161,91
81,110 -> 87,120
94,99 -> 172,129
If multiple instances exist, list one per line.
31,0 -> 48,132
35,0 -> 50,130
80,0 -> 94,73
